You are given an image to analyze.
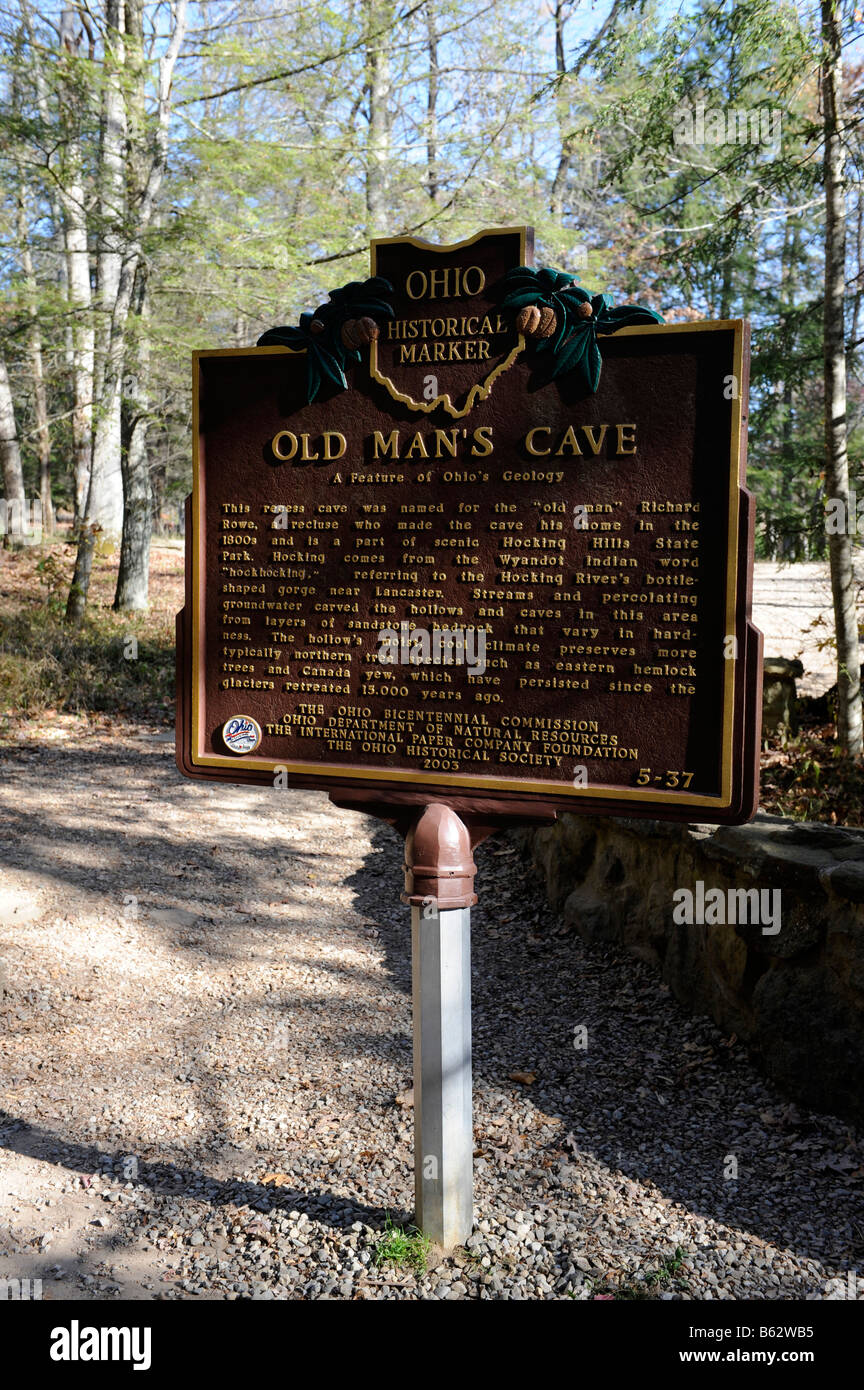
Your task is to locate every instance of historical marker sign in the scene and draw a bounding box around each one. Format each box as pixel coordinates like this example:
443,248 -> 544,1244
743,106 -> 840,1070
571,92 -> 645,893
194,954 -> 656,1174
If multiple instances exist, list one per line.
177,226 -> 761,824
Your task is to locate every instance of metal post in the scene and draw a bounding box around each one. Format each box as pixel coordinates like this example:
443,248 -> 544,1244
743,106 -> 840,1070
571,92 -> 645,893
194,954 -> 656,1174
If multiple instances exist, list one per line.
403,803 -> 477,1250
411,902 -> 473,1249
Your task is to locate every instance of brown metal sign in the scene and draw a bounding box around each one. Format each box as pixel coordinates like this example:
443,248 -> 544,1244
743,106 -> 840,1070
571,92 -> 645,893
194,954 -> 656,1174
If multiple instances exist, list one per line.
177,226 -> 761,824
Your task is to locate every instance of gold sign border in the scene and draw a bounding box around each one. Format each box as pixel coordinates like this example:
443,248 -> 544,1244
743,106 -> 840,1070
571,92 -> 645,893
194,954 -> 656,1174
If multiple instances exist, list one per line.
369,226 -> 528,419
191,319 -> 745,810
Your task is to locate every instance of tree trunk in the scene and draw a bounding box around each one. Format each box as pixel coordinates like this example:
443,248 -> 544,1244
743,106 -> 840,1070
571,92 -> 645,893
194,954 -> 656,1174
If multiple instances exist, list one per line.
62,186 -> 95,524
16,184 -> 54,533
58,6 -> 95,524
851,183 -> 863,350
719,254 -> 733,320
822,0 -> 862,755
150,457 -> 165,535
426,1 -> 439,202
550,1 -> 573,219
67,0 -> 187,621
114,266 -> 152,611
0,352 -> 30,548
24,3 -> 72,492
113,0 -> 152,612
365,0 -> 393,237
90,0 -> 127,540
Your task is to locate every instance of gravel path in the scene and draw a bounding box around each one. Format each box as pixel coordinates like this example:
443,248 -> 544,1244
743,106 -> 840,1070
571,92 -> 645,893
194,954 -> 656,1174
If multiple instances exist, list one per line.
1,721 -> 862,1300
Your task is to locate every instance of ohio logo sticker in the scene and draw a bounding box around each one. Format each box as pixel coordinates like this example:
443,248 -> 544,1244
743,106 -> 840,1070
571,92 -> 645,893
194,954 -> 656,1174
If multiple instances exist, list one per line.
222,715 -> 262,755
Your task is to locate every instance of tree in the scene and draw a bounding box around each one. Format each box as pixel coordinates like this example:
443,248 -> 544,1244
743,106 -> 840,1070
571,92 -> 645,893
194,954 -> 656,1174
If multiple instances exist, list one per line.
821,0 -> 861,753
67,0 -> 188,621
55,4 -> 96,523
0,347 -> 27,545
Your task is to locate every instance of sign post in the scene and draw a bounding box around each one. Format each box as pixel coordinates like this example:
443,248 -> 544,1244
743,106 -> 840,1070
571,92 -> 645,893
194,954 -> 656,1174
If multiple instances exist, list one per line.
405,804 -> 476,1249
176,225 -> 762,1249
411,902 -> 473,1249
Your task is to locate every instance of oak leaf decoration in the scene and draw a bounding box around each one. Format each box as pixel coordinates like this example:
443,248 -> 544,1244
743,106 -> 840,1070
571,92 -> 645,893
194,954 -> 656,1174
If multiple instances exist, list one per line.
258,276 -> 394,403
501,265 -> 663,394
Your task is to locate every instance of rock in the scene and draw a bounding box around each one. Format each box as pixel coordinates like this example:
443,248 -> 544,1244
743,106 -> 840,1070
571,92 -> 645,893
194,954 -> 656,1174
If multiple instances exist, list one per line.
762,657 -> 804,737
820,863 -> 864,905
527,810 -> 864,1125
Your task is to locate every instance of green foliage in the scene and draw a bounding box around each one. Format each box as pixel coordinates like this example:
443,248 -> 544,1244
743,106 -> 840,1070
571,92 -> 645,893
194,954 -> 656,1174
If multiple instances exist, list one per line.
373,1214 -> 432,1278
258,276 -> 394,401
549,0 -> 845,558
761,723 -> 864,825
0,609 -> 172,724
500,265 -> 663,392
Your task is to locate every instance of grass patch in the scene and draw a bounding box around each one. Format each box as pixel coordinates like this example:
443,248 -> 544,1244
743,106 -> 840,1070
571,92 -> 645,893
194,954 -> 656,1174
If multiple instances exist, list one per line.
0,539 -> 181,731
373,1214 -> 432,1278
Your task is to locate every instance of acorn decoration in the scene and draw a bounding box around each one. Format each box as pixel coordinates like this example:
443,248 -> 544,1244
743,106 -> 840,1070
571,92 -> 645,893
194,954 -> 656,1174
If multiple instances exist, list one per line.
258,277 -> 393,403
340,316 -> 381,349
515,304 -> 557,339
501,265 -> 662,394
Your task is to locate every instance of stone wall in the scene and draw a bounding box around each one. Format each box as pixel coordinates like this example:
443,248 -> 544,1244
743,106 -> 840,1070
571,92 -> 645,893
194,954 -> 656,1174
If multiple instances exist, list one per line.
524,813 -> 864,1125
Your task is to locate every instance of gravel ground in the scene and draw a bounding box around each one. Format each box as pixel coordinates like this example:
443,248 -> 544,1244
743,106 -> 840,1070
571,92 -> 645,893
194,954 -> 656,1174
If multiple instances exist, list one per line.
1,720 -> 862,1301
